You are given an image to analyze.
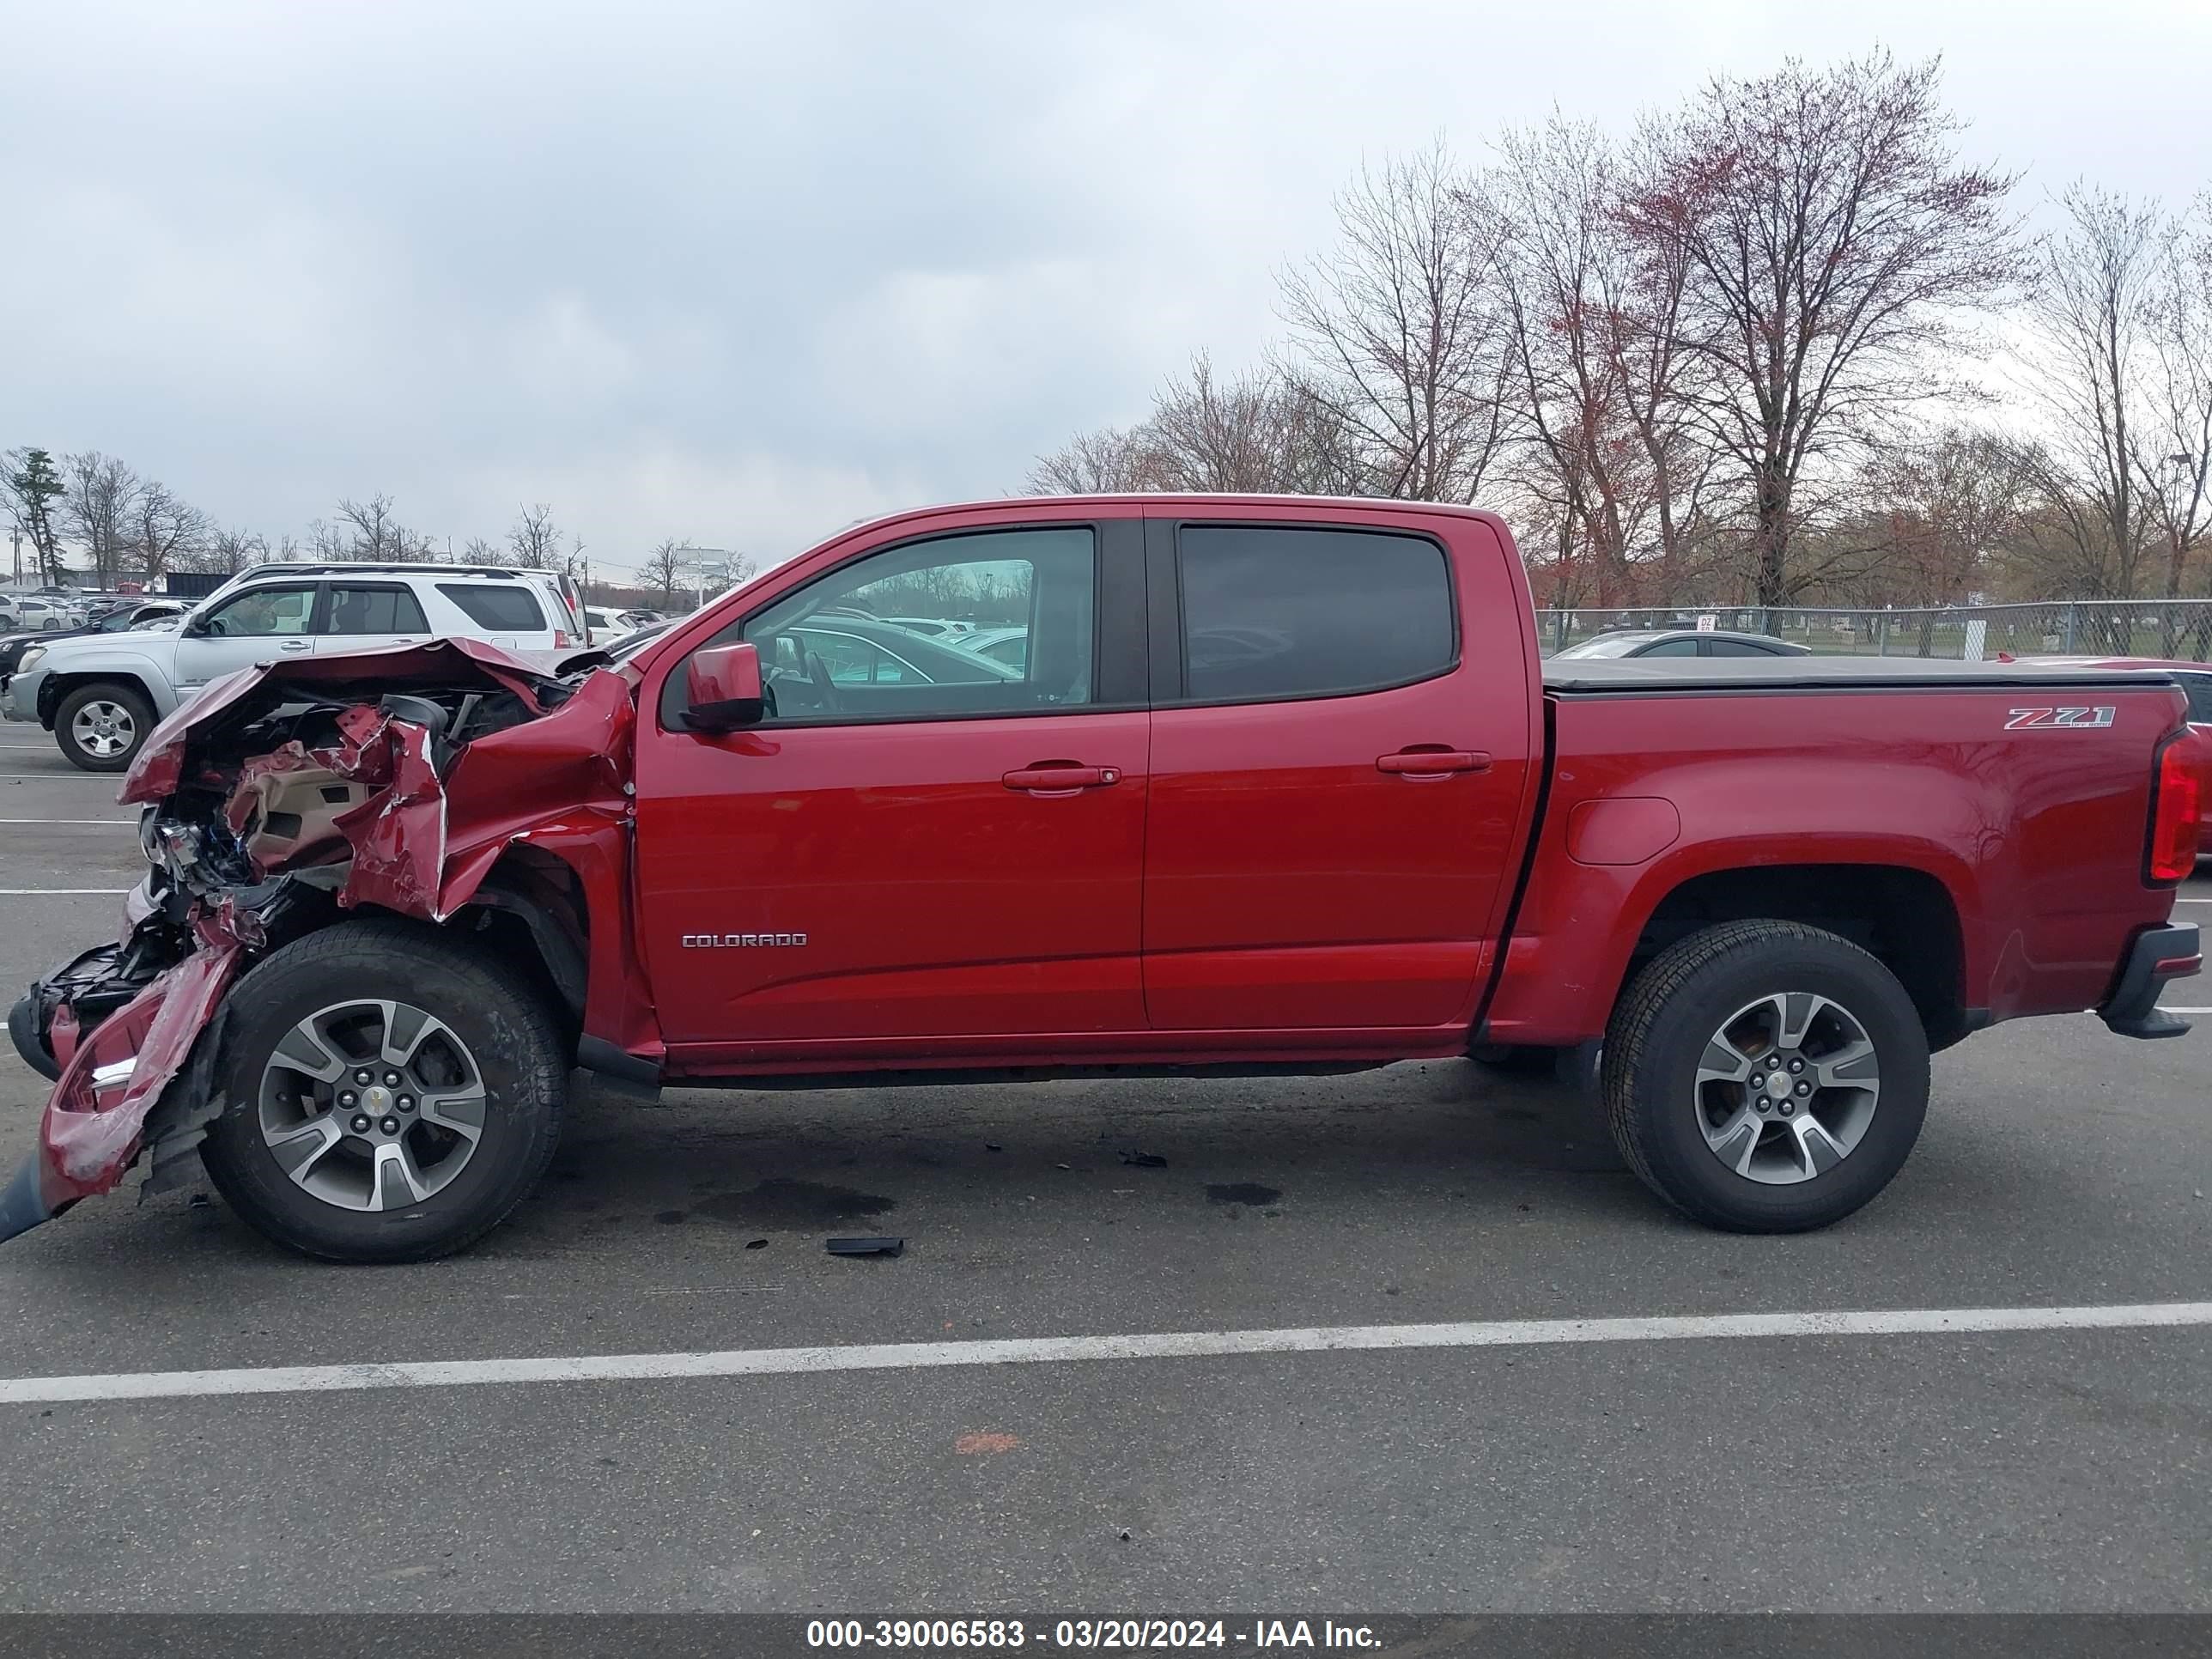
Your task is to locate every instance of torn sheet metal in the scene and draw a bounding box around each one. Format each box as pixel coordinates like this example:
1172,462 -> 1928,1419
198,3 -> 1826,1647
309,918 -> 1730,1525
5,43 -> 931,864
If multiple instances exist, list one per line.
1,914 -> 245,1241
3,637 -> 636,1243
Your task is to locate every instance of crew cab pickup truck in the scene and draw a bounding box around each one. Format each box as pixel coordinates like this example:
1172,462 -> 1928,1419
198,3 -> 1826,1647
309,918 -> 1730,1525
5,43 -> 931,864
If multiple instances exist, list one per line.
3,495 -> 2202,1261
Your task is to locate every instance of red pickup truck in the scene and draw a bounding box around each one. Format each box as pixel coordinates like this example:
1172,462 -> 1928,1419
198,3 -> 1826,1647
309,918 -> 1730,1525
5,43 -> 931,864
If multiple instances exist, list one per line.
3,495 -> 2203,1260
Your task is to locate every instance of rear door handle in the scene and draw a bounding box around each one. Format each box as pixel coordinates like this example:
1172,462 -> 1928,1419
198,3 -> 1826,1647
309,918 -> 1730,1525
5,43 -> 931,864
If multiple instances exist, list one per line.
1003,763 -> 1121,793
1377,749 -> 1490,777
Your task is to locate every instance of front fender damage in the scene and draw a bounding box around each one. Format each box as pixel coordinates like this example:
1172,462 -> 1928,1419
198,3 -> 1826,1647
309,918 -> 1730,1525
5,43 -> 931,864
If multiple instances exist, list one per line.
1,638 -> 637,1243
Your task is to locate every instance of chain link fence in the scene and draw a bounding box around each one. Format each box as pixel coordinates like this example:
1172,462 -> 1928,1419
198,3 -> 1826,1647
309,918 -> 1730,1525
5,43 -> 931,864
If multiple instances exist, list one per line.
1536,600 -> 2212,661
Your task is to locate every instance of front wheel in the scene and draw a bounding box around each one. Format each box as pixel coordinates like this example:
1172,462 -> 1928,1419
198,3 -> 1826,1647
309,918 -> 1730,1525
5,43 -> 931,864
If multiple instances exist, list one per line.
201,921 -> 568,1262
1602,921 -> 1929,1232
54,681 -> 155,772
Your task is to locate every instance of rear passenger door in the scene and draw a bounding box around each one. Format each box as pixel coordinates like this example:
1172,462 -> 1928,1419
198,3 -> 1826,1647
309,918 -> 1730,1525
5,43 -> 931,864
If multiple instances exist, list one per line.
1140,515 -> 1535,1030
314,581 -> 428,656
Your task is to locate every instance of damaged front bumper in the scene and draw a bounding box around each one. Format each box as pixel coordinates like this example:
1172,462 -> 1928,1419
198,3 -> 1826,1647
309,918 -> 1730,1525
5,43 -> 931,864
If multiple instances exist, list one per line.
2,637 -> 638,1245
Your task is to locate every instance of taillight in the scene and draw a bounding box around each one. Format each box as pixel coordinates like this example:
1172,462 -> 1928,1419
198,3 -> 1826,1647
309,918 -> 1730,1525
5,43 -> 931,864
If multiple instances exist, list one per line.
2146,733 -> 2203,884
552,629 -> 572,649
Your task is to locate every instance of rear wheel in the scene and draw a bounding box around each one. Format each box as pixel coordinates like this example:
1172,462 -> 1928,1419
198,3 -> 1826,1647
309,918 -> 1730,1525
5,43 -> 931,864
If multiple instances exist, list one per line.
55,681 -> 154,772
1602,921 -> 1929,1232
201,921 -> 568,1262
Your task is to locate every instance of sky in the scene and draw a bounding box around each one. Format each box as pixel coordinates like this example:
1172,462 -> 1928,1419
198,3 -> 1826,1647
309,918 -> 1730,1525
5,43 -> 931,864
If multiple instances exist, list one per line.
4,0 -> 2210,582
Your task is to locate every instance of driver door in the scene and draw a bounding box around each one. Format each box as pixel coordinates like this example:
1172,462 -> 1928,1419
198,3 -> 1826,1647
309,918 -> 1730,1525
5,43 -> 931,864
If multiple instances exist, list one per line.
633,518 -> 1149,1052
171,582 -> 322,691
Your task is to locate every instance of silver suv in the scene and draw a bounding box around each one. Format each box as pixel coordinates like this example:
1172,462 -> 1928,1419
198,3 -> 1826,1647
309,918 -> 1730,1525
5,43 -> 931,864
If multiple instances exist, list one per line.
3,563 -> 583,771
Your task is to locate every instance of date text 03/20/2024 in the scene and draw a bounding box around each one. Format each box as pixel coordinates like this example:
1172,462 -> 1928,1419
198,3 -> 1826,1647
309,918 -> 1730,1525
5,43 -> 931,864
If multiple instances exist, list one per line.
804,1620 -> 1382,1650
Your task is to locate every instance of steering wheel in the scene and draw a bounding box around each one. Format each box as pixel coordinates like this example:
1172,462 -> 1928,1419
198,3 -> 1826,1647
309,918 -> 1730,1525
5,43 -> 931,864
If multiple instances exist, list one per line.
804,648 -> 839,714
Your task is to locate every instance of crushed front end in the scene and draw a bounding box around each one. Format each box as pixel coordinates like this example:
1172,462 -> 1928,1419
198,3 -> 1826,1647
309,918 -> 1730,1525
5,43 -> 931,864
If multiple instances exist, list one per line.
2,637 -> 635,1243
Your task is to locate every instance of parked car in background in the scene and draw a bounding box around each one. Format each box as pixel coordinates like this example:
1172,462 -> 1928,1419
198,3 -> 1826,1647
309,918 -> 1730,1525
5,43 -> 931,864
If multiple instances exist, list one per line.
777,614 -> 1023,687
875,615 -> 975,638
3,563 -> 571,771
0,600 -> 185,692
1552,628 -> 1812,659
1,597 -> 76,632
605,618 -> 675,661
961,625 -> 1029,672
581,607 -> 667,641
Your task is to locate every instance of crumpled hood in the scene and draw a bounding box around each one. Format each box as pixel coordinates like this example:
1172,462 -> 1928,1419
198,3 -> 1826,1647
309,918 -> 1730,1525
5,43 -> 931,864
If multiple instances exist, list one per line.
119,635 -> 577,805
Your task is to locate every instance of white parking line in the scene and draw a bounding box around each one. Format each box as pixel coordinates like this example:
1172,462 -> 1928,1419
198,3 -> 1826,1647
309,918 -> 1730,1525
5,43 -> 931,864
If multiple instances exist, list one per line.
0,817 -> 136,825
2158,1006 -> 2212,1013
0,887 -> 130,896
1,1300 -> 2206,1408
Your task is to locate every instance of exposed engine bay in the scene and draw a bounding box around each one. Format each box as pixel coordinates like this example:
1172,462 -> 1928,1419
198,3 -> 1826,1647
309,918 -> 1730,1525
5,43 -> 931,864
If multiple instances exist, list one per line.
1,637 -> 636,1243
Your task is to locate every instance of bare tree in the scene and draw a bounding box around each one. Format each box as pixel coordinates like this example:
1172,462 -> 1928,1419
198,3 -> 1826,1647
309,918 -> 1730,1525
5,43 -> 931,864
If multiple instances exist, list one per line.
1493,118 -> 1680,605
1625,52 -> 2023,605
1856,428 -> 2024,648
507,502 -> 561,570
130,481 -> 210,582
336,494 -> 406,561
2009,185 -> 2168,607
1028,424 -> 1164,493
61,453 -> 143,587
1278,141 -> 1515,501
639,537 -> 689,603
461,536 -> 500,564
1027,356 -> 1357,498
2138,192 -> 2212,622
1149,353 -> 1358,492
178,526 -> 267,576
2,447 -> 69,584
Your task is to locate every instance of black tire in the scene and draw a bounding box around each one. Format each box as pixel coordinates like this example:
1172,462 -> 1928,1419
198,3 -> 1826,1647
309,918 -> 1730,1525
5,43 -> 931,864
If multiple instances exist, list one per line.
8,992 -> 60,1082
1601,920 -> 1929,1232
54,680 -> 155,773
200,920 -> 568,1262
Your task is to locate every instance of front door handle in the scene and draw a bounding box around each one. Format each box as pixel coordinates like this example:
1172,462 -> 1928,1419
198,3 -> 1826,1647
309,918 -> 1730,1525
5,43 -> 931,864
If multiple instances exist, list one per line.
1003,763 -> 1121,794
278,640 -> 313,653
1377,749 -> 1490,777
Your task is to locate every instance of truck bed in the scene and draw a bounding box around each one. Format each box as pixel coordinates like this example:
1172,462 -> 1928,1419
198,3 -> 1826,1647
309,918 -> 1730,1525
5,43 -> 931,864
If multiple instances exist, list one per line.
1542,657 -> 2174,693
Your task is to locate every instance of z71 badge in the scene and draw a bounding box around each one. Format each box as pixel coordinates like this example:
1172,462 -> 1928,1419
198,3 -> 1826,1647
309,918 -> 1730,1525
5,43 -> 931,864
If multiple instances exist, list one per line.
2004,706 -> 2116,730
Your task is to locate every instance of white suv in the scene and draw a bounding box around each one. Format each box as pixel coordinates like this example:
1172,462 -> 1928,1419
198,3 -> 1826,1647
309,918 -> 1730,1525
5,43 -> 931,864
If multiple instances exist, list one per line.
3,563 -> 579,772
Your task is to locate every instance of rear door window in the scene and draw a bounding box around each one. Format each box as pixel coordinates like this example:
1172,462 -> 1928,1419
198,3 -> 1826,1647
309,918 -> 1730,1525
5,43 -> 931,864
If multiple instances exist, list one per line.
438,584 -> 546,632
1174,526 -> 1454,702
325,585 -> 428,635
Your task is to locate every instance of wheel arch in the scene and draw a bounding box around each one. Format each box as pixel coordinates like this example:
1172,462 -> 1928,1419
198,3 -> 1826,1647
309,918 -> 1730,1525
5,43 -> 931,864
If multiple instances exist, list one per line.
46,666 -> 164,724
441,845 -> 590,1049
1620,863 -> 1972,1051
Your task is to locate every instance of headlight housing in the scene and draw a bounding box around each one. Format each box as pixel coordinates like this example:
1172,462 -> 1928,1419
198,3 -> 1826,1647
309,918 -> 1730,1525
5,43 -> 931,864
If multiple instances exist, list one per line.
15,646 -> 45,673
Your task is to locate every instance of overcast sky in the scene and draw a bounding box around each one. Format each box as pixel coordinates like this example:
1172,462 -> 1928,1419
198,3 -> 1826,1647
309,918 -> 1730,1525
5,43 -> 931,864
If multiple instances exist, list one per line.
4,0 -> 2209,580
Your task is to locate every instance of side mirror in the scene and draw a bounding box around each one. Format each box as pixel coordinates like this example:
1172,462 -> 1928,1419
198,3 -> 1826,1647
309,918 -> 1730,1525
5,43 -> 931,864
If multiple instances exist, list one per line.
182,615 -> 214,638
685,641 -> 765,732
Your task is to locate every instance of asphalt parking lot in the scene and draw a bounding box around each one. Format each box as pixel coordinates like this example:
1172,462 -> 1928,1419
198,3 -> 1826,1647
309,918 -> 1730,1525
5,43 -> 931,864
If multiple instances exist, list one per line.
0,721 -> 2204,1614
